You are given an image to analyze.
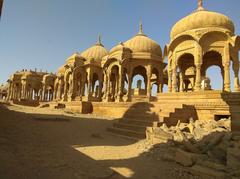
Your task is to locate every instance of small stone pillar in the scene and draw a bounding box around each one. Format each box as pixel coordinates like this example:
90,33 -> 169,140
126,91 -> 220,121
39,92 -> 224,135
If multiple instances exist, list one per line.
194,64 -> 202,91
168,69 -> 172,92
224,63 -> 231,92
179,72 -> 184,92
127,73 -> 132,102
172,67 -> 177,92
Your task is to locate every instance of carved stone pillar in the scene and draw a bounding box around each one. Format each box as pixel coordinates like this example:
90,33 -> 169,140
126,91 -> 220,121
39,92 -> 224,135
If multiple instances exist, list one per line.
179,72 -> 184,92
172,67 -> 177,92
223,44 -> 231,92
12,84 -> 15,100
42,85 -> 46,101
127,71 -> 132,102
69,77 -> 76,101
63,81 -> 68,101
98,74 -> 103,101
56,80 -> 61,100
7,82 -> 11,100
147,66 -> 152,97
11,85 -> 14,100
106,72 -> 112,102
224,63 -> 231,92
87,73 -> 92,101
234,73 -> 240,92
168,69 -> 172,92
158,69 -> 164,93
116,66 -> 123,102
194,64 -> 202,91
102,71 -> 107,101
233,61 -> 240,92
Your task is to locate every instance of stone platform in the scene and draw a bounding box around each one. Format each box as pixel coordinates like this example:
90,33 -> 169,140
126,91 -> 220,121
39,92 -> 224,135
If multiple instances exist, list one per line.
157,90 -> 240,131
45,91 -> 240,140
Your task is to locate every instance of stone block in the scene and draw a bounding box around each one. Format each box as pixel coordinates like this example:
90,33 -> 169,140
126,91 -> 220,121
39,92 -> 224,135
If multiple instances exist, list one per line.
189,165 -> 228,179
175,149 -> 196,167
227,147 -> 240,170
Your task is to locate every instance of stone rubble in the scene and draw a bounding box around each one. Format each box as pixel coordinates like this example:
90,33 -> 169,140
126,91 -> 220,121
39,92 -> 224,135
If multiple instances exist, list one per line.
146,118 -> 240,179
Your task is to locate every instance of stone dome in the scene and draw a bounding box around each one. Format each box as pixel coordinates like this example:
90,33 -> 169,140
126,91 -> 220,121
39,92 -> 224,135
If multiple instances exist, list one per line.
81,39 -> 108,62
0,84 -> 8,91
23,71 -> 34,77
57,65 -> 65,75
110,42 -> 125,54
124,33 -> 162,57
170,9 -> 235,39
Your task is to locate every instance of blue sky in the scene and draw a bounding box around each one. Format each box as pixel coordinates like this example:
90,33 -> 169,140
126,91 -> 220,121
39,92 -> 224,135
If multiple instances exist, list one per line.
0,0 -> 240,90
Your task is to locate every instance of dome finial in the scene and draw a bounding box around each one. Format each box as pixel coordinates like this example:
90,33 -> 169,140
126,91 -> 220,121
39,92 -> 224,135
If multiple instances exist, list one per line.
138,20 -> 144,35
197,0 -> 204,11
96,34 -> 103,46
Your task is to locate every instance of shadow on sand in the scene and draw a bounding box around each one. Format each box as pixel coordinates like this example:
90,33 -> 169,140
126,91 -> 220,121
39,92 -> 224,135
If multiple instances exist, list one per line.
0,102 -> 236,179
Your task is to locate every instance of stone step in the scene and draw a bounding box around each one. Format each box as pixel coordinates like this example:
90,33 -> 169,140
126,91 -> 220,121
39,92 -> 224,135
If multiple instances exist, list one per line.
107,127 -> 146,139
163,116 -> 189,127
119,118 -> 158,127
169,112 -> 192,118
108,131 -> 139,141
113,122 -> 147,132
158,111 -> 170,117
123,112 -> 159,120
153,105 -> 183,110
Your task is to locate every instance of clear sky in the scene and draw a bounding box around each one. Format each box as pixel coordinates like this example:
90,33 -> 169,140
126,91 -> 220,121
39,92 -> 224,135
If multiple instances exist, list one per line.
0,0 -> 240,90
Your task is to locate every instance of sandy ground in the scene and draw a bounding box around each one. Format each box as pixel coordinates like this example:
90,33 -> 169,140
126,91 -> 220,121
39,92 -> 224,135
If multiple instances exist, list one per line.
0,102 -> 198,179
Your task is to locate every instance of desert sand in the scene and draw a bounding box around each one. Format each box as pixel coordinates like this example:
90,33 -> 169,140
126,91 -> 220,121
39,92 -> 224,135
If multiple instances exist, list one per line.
0,102 -> 203,179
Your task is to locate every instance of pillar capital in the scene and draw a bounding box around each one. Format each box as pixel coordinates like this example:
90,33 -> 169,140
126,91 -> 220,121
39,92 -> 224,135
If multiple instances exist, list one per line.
195,63 -> 202,68
223,62 -> 230,68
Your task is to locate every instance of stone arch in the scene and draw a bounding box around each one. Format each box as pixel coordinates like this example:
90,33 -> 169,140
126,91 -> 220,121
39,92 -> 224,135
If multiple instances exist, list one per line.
73,67 -> 86,99
54,79 -> 59,99
123,68 -> 128,96
231,35 -> 240,50
151,67 -> 160,93
131,65 -> 147,95
177,53 -> 195,72
109,65 -> 120,101
199,31 -> 229,46
200,31 -> 229,56
169,35 -> 198,52
201,50 -> 224,74
92,72 -> 99,98
174,46 -> 198,67
64,70 -> 72,99
177,53 -> 195,92
102,58 -> 118,69
201,51 -> 224,90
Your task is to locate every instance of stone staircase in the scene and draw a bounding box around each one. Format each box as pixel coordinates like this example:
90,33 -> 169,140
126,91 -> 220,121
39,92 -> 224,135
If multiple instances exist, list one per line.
107,102 -> 159,140
108,91 -> 234,140
107,102 -> 194,140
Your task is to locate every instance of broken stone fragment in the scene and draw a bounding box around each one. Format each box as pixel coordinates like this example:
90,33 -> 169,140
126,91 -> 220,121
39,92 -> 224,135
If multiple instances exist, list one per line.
196,159 -> 226,172
189,165 -> 228,179
192,127 -> 208,141
202,132 -> 225,153
227,147 -> 240,170
230,169 -> 240,178
217,118 -> 231,130
175,148 -> 197,167
153,128 -> 173,142
160,123 -> 169,132
182,140 -> 201,154
187,119 -> 195,134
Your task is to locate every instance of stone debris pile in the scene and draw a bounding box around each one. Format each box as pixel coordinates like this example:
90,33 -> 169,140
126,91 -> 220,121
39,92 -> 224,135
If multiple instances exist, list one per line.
146,118 -> 240,179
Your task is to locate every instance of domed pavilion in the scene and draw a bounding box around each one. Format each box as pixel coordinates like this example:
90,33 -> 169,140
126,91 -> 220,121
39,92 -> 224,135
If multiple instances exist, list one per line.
165,0 -> 240,93
102,22 -> 166,102
53,36 -> 108,102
